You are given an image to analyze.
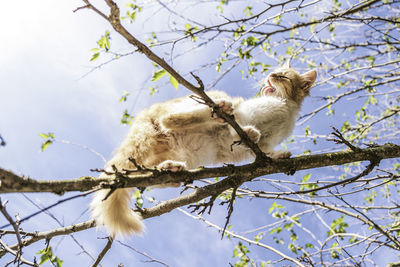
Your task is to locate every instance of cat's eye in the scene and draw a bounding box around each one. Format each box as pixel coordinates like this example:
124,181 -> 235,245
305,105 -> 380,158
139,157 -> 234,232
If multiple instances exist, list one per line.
278,75 -> 289,80
272,73 -> 290,81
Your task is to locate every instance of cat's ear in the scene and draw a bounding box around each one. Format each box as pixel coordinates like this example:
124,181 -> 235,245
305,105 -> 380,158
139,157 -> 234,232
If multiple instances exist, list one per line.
283,59 -> 291,69
301,70 -> 317,91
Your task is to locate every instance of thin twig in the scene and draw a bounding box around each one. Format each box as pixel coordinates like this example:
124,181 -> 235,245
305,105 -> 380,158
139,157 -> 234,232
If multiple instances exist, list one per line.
0,190 -> 97,229
188,195 -> 217,215
328,126 -> 360,151
221,186 -> 238,239
0,239 -> 38,267
90,237 -> 113,267
178,208 -> 306,267
117,241 -> 170,267
0,199 -> 23,265
331,191 -> 400,250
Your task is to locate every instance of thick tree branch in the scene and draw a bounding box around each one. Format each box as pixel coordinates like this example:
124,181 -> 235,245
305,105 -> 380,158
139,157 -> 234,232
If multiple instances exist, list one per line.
2,143 -> 399,257
1,143 -> 399,194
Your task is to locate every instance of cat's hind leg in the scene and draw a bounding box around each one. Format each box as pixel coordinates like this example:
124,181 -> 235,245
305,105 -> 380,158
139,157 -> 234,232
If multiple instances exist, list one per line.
243,126 -> 261,143
161,98 -> 234,130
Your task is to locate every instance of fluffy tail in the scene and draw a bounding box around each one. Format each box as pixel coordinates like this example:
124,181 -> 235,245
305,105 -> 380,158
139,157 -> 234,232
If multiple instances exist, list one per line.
90,187 -> 144,237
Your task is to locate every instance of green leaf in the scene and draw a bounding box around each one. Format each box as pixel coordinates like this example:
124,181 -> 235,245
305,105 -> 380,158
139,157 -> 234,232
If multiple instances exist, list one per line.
151,69 -> 167,82
242,36 -> 259,46
97,31 -> 111,52
133,190 -> 143,208
327,216 -> 349,238
349,236 -> 359,244
146,32 -> 159,47
302,173 -> 311,183
364,190 -> 377,204
284,222 -> 293,230
39,133 -> 49,139
90,52 -> 100,61
304,125 -> 311,136
290,231 -> 298,241
341,121 -> 351,132
243,6 -> 253,17
254,233 -> 264,242
128,11 -> 137,21
119,91 -> 130,102
40,132 -> 55,152
169,75 -> 179,89
149,86 -> 158,96
305,243 -> 314,249
37,247 -> 63,267
233,26 -> 245,38
185,23 -> 192,31
330,242 -> 341,259
269,226 -> 282,234
41,140 -> 52,151
273,15 -> 282,26
121,109 -> 134,125
273,237 -> 284,244
184,23 -> 198,42
366,55 -> 375,65
269,201 -> 284,213
288,243 -> 297,254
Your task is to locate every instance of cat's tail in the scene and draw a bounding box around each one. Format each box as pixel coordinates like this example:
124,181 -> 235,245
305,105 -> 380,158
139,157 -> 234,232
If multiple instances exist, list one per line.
90,186 -> 144,237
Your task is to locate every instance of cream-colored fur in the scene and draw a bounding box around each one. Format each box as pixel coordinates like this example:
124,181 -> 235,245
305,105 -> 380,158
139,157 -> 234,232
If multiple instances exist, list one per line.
90,67 -> 317,237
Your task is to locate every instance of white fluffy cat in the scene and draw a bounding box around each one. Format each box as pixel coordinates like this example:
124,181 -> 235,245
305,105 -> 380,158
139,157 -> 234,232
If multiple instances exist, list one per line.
90,66 -> 317,237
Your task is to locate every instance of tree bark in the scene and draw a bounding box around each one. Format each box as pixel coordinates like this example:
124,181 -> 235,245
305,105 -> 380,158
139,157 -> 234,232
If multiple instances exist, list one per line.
0,143 -> 398,194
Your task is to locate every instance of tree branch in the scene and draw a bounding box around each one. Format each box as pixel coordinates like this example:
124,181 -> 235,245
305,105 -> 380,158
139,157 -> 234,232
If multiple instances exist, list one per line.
178,208 -> 306,267
0,220 -> 96,257
1,143 -> 399,194
2,142 -> 399,257
90,237 -> 113,267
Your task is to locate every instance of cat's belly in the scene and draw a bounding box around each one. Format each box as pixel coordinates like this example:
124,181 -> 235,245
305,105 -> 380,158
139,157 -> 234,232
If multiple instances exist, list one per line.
167,132 -> 213,167
168,127 -> 241,168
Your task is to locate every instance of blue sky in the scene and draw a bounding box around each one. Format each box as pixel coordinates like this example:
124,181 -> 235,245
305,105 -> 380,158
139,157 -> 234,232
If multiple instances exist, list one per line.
1,0 -> 399,266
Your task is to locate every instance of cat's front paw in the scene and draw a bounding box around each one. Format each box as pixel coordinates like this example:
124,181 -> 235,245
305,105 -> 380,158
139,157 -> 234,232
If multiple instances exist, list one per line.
158,160 -> 187,172
270,150 -> 292,159
214,99 -> 234,123
243,126 -> 261,143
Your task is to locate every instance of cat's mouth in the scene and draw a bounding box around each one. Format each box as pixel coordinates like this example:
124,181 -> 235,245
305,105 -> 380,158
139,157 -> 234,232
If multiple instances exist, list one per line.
262,78 -> 276,94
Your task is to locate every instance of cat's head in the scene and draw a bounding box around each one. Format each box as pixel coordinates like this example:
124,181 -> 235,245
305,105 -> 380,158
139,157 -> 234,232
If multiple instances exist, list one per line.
261,68 -> 317,104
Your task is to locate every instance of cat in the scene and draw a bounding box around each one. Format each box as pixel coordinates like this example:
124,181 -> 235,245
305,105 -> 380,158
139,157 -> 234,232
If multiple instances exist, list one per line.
90,66 -> 317,237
